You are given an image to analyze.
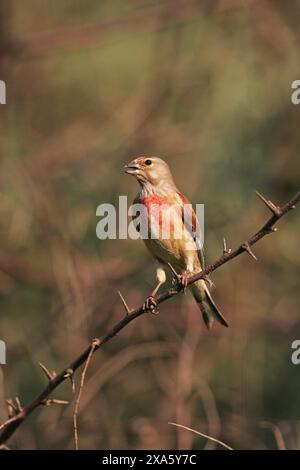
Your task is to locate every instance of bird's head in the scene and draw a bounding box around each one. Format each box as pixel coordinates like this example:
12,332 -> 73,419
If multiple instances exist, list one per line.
124,156 -> 175,189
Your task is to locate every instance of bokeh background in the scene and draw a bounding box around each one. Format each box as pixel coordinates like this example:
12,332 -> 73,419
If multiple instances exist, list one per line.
0,0 -> 299,450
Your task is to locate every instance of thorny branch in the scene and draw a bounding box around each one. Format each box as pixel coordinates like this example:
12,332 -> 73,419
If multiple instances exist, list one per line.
0,190 -> 299,446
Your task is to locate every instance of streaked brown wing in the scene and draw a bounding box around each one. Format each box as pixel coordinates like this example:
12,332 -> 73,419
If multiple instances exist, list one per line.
176,191 -> 205,268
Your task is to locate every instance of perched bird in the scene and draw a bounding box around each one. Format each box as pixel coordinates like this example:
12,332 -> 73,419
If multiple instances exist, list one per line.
124,156 -> 228,329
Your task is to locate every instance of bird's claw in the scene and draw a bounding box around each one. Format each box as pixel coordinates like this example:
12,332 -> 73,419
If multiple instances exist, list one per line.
143,295 -> 159,315
172,271 -> 189,293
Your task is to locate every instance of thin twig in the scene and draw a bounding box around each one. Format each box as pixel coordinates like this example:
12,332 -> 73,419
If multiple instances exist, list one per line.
168,422 -> 233,450
73,339 -> 99,450
0,190 -> 298,445
261,421 -> 287,450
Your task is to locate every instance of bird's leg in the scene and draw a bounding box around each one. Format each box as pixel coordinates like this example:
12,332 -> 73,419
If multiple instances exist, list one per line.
169,264 -> 215,290
143,282 -> 162,315
175,272 -> 189,293
168,263 -> 189,293
143,267 -> 166,315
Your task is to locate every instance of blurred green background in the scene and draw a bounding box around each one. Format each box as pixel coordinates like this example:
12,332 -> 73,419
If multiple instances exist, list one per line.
0,0 -> 299,450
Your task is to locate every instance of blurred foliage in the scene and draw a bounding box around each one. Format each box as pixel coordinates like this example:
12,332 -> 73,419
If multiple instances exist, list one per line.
0,0 -> 299,450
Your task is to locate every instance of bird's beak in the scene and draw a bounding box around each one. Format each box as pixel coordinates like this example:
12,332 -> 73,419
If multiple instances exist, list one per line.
124,161 -> 140,175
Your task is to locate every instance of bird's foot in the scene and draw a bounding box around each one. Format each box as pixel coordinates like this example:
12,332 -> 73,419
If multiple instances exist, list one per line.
143,295 -> 159,315
172,271 -> 189,293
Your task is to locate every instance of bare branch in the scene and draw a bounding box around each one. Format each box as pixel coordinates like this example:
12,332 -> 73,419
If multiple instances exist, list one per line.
0,190 -> 298,445
168,422 -> 233,450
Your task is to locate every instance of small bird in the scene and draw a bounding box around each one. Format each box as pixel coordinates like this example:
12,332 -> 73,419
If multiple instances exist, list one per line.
124,156 -> 228,329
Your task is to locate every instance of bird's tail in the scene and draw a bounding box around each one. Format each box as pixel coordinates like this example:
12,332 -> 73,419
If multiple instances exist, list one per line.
189,280 -> 228,330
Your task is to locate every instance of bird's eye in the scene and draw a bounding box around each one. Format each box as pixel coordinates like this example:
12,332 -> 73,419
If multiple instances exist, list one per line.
145,159 -> 152,166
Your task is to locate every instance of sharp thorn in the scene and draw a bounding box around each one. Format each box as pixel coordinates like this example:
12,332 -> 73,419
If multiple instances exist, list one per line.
242,242 -> 258,261
256,191 -> 281,216
39,362 -> 54,381
71,376 -> 75,393
6,399 -> 16,418
42,399 -> 69,407
223,237 -> 232,255
15,397 -> 23,413
6,399 -> 17,411
117,290 -> 131,315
